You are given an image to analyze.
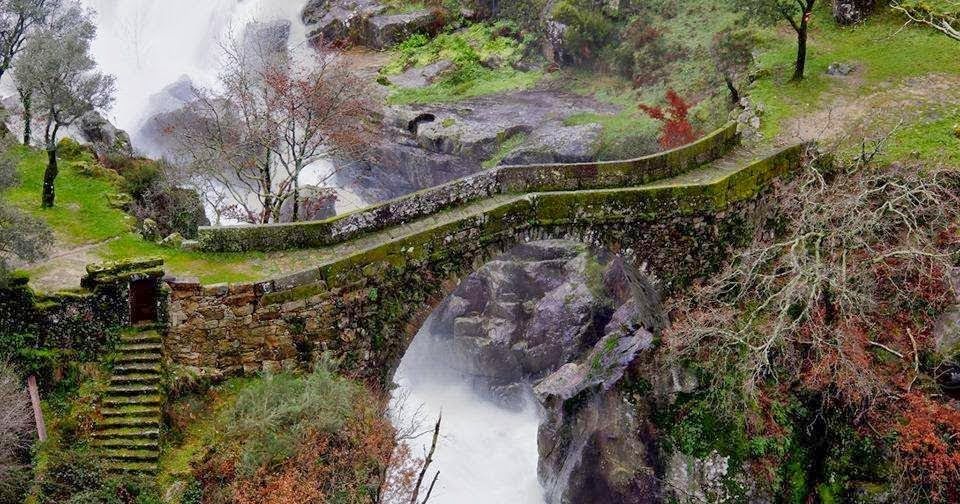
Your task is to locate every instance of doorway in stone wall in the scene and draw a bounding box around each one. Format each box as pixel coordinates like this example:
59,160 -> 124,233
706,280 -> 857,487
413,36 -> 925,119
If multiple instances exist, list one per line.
129,278 -> 158,324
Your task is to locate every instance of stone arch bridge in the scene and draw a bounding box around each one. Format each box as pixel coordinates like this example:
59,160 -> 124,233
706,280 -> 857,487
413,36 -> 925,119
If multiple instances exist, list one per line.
0,122 -> 807,473
160,123 -> 807,380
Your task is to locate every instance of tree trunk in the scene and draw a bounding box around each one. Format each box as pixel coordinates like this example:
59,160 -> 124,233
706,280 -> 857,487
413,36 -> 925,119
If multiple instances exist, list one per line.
793,3 -> 814,81
41,148 -> 58,208
292,177 -> 300,222
724,75 -> 740,104
19,88 -> 31,146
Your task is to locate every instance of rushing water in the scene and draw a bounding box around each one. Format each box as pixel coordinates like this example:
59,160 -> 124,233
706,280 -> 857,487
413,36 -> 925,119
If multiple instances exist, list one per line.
389,321 -> 547,504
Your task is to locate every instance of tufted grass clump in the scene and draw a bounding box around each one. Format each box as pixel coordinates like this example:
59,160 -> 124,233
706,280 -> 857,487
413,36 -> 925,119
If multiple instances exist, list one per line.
218,365 -> 359,476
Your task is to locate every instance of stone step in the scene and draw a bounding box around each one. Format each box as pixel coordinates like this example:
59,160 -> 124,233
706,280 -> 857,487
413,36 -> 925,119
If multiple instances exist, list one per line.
101,404 -> 161,418
93,427 -> 160,440
100,415 -> 159,428
116,352 -> 162,364
120,331 -> 161,344
102,460 -> 158,474
118,342 -> 162,353
114,362 -> 161,374
100,448 -> 159,462
110,373 -> 161,385
106,384 -> 160,396
102,394 -> 162,407
94,437 -> 159,449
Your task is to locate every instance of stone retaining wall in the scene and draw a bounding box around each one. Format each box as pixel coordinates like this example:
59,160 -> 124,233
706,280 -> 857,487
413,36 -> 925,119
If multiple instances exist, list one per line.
166,143 -> 805,380
196,122 -> 740,252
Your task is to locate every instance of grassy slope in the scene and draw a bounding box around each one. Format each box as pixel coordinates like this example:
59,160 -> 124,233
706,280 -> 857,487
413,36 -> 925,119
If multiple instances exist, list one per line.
562,0 -> 743,158
6,146 -> 265,285
6,146 -> 132,246
750,5 -> 960,145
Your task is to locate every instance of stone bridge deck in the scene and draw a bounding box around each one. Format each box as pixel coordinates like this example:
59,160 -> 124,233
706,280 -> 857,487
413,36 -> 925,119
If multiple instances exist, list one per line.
165,137 -> 807,377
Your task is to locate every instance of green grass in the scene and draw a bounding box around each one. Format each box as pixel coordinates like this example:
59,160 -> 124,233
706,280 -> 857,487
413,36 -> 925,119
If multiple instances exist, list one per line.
4,145 -> 271,285
878,109 -> 960,166
482,131 -> 528,168
99,234 -> 264,284
750,5 -> 960,138
5,146 -> 133,245
383,22 -> 544,104
388,68 -> 543,104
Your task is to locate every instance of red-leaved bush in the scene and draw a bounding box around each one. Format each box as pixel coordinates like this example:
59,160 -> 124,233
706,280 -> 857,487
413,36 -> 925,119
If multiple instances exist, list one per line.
638,89 -> 698,149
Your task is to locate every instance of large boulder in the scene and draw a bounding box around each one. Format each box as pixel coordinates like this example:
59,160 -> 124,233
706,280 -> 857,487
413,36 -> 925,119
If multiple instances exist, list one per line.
363,10 -> 440,49
500,123 -> 603,165
302,0 -> 383,45
303,0 -> 441,48
832,0 -> 877,24
424,240 -> 668,501
278,185 -> 338,222
79,111 -> 133,156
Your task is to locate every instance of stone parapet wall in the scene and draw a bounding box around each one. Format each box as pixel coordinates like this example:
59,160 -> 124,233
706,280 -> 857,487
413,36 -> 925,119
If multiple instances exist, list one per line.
196,122 -> 740,253
167,143 -> 805,379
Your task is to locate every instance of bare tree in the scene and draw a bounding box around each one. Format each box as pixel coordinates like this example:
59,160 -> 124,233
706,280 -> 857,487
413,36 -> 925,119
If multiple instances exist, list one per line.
665,140 -> 960,415
13,0 -> 115,208
0,360 -> 32,499
892,0 -> 960,41
165,36 -> 372,224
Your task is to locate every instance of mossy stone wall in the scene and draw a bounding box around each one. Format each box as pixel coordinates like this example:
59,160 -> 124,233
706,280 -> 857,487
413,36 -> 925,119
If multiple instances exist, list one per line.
196,122 -> 740,253
167,143 -> 804,380
0,259 -> 166,376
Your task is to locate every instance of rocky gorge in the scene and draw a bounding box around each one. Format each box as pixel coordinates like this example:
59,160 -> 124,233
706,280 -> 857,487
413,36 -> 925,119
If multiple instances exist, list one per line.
393,240 -> 732,503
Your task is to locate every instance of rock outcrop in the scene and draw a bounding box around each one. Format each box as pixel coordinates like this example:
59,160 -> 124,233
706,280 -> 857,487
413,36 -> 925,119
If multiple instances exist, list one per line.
301,0 -> 440,49
832,0 -> 876,25
335,89 -> 616,202
424,240 -> 668,502
278,185 -> 338,222
79,111 -> 133,156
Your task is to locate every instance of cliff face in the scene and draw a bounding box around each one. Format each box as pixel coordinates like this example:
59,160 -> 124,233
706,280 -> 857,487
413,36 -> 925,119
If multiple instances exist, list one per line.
421,240 -> 669,502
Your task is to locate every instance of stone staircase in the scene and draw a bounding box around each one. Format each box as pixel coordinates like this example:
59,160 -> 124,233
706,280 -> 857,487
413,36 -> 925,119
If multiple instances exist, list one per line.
93,329 -> 163,474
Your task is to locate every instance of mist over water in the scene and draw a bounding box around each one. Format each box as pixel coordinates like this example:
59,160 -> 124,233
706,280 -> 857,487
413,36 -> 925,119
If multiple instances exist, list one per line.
82,0 -> 307,137
77,0 -> 365,219
389,321 -> 547,504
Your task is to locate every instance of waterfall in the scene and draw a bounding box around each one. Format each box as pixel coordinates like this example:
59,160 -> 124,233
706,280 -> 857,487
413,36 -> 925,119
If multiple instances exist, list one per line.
79,0 -> 365,219
389,319 -> 547,504
82,0 -> 308,138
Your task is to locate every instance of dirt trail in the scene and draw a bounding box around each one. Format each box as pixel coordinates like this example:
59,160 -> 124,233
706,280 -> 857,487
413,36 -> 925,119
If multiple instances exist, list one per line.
775,73 -> 960,145
24,237 -> 118,292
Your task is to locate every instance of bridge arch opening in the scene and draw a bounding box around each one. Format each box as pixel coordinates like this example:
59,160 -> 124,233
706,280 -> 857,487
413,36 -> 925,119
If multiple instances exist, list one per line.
386,239 -> 666,503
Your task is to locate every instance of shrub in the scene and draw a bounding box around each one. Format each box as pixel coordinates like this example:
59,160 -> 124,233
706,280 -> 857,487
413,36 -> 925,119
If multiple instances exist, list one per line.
36,450 -> 105,503
220,366 -> 359,476
128,185 -> 208,239
100,154 -> 162,199
638,89 -> 698,149
551,0 -> 617,65
191,364 -> 406,503
0,360 -> 32,503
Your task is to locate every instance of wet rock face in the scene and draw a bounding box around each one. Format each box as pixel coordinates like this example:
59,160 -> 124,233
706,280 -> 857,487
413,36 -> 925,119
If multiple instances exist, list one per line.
425,240 -> 667,502
301,0 -> 440,49
335,90 -> 616,202
832,0 -> 876,25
